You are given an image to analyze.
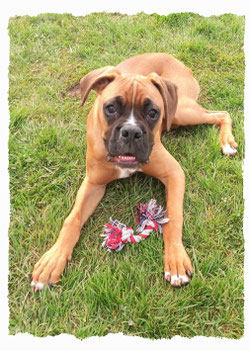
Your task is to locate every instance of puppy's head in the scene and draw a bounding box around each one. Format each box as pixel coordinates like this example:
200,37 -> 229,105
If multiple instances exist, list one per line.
80,66 -> 177,168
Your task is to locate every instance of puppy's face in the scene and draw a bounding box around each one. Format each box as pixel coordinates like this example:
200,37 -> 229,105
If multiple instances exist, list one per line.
100,76 -> 164,168
80,67 -> 178,168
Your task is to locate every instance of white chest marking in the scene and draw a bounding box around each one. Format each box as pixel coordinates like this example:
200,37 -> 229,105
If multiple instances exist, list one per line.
118,167 -> 140,178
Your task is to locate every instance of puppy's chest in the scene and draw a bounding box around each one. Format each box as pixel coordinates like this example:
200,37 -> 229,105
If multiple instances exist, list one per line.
117,166 -> 141,178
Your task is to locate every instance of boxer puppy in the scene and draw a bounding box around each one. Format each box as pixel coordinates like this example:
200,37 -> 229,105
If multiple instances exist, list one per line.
31,53 -> 237,291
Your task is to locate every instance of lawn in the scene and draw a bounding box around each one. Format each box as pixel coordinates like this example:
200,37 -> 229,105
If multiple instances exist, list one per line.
8,12 -> 244,339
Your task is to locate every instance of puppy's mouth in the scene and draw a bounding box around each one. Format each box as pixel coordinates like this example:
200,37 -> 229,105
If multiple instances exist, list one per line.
107,153 -> 148,168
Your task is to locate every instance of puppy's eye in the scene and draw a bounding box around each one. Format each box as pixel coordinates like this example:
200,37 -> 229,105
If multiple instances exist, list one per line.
147,109 -> 158,119
106,104 -> 116,114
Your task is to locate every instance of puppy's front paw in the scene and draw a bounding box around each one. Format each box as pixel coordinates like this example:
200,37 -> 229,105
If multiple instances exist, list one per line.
31,244 -> 71,291
164,243 -> 193,287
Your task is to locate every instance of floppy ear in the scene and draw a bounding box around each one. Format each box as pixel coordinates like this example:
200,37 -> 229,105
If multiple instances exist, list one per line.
80,66 -> 120,106
148,73 -> 178,132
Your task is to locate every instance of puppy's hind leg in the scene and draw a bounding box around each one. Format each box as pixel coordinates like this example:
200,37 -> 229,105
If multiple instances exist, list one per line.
172,98 -> 238,156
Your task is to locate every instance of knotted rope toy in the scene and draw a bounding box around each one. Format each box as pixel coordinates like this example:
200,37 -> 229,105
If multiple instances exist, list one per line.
101,199 -> 169,252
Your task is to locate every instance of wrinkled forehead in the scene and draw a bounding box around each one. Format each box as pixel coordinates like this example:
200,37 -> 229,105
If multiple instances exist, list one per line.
100,75 -> 163,107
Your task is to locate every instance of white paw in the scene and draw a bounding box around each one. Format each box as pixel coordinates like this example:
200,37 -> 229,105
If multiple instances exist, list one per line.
164,272 -> 190,287
31,281 -> 44,291
222,143 -> 237,156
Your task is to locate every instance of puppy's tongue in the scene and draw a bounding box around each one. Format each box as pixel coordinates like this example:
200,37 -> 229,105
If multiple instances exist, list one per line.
113,154 -> 137,163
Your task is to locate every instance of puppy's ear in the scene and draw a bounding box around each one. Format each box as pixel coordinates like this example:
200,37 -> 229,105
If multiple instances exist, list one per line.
80,66 -> 120,106
148,73 -> 178,132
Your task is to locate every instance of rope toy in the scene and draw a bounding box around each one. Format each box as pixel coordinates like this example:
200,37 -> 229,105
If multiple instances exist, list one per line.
101,199 -> 170,252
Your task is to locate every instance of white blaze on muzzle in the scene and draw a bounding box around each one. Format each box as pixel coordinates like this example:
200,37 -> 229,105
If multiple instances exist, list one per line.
126,110 -> 137,126
125,80 -> 138,126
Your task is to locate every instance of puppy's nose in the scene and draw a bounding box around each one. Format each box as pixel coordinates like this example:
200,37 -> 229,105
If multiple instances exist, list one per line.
120,124 -> 143,142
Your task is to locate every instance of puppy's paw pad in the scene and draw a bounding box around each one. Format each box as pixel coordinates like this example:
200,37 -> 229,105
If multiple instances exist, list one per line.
31,281 -> 44,292
170,274 -> 189,287
222,143 -> 237,156
164,273 -> 190,287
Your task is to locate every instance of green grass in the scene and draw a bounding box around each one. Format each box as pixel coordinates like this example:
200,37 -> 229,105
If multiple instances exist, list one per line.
8,12 -> 244,339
